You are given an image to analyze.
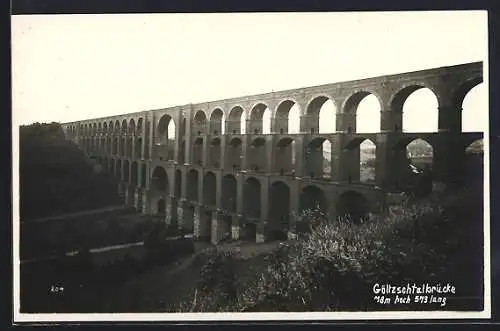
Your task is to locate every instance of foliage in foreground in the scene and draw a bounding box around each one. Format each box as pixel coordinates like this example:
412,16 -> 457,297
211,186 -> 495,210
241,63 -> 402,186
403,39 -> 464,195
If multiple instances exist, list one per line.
179,183 -> 483,312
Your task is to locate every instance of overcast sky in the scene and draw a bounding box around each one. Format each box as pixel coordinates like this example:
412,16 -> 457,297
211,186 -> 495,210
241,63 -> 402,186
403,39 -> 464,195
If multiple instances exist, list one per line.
11,11 -> 488,132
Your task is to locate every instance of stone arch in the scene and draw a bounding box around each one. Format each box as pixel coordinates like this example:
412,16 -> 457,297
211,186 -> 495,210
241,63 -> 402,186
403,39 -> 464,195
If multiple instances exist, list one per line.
203,171 -> 217,206
268,181 -> 290,240
305,137 -> 331,179
227,105 -> 245,134
123,160 -> 130,183
193,110 -> 208,135
227,137 -> 243,170
243,177 -> 261,219
464,139 -> 484,181
392,138 -> 434,191
343,137 -> 377,183
192,137 -> 204,166
221,174 -> 237,212
151,166 -> 169,194
128,119 -> 136,135
299,185 -> 327,220
275,99 -> 301,134
460,80 -> 486,132
336,190 -> 370,224
108,121 -> 113,133
137,117 -> 143,136
103,122 -> 108,134
174,169 -> 182,198
187,169 -> 199,202
92,123 -> 97,135
391,84 -> 440,133
248,137 -> 267,172
275,137 -> 296,175
343,90 -> 383,133
305,94 -> 337,134
98,123 -> 102,134
131,161 -> 138,186
121,119 -> 128,135
114,120 -> 120,134
157,114 -> 175,144
249,102 -> 270,134
453,76 -> 483,109
209,137 -> 222,168
209,108 -> 224,135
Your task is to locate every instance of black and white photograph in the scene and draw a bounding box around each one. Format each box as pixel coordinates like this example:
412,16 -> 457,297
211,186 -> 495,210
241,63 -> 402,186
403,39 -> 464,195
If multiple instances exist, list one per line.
12,11 -> 490,322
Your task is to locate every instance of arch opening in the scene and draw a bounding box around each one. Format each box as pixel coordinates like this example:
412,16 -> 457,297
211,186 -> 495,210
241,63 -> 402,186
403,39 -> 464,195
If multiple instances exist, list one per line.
174,169 -> 182,198
209,138 -> 221,168
275,137 -> 296,175
151,166 -> 169,193
336,191 -> 370,224
209,108 -> 224,135
268,181 -> 290,240
123,160 -> 130,183
192,137 -> 204,166
131,161 -> 138,186
392,138 -> 434,194
187,170 -> 199,202
462,83 -> 487,133
298,185 -> 327,234
393,87 -> 438,133
221,175 -> 237,213
203,172 -> 217,206
305,138 -> 330,179
193,111 -> 208,136
305,96 -> 336,134
275,100 -> 300,134
243,177 -> 261,219
248,138 -> 266,172
116,159 -> 122,181
227,138 -> 243,171
355,94 -> 381,133
227,106 -> 244,134
128,119 -> 136,135
249,103 -> 271,134
464,139 -> 484,182
157,199 -> 166,216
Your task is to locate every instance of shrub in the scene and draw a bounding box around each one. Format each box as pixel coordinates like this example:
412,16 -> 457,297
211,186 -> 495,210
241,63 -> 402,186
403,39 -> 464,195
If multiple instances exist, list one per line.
181,185 -> 483,312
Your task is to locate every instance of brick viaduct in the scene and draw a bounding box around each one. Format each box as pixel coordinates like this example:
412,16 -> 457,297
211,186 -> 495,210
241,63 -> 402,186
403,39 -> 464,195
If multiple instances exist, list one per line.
61,61 -> 484,244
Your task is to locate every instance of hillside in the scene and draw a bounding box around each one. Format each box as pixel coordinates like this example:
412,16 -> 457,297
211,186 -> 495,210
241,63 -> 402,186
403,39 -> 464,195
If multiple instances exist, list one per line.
19,122 -> 122,221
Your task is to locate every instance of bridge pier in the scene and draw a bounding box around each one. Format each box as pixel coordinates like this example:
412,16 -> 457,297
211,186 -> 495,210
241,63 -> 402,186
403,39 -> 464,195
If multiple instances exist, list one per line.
231,214 -> 243,240
133,187 -> 141,211
164,196 -> 173,225
141,189 -> 149,215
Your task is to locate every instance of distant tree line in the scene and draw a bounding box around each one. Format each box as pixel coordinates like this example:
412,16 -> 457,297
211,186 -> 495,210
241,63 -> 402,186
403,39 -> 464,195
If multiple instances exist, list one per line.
19,122 -> 121,221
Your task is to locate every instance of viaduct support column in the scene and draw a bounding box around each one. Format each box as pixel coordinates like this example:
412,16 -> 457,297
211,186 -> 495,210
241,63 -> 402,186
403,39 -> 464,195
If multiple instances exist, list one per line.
176,199 -> 186,229
336,113 -> 356,133
231,214 -> 243,240
141,163 -> 150,215
294,136 -> 305,177
380,110 -> 403,132
210,210 -> 225,244
287,181 -> 300,240
164,195 -> 173,225
193,204 -> 203,240
257,179 -> 269,243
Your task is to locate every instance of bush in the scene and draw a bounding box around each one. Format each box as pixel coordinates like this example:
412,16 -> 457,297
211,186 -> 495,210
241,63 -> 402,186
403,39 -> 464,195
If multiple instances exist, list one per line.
179,185 -> 483,312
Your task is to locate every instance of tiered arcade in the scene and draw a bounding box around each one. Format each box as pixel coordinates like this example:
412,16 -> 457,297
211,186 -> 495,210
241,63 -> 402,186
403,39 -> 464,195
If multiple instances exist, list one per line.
61,61 -> 484,243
